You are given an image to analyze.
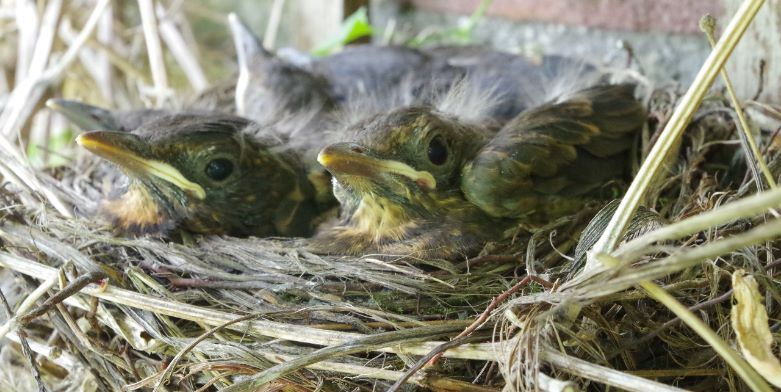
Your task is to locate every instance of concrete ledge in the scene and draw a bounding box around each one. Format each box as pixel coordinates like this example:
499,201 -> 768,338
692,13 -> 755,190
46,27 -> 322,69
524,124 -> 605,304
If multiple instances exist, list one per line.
405,0 -> 723,33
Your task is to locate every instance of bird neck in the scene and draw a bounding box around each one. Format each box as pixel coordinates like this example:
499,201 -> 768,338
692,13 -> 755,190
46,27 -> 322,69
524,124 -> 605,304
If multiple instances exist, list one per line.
102,181 -> 179,235
348,195 -> 414,244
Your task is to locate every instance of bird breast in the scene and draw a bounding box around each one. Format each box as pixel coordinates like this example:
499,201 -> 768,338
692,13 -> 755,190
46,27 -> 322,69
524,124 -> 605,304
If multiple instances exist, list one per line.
348,196 -> 416,244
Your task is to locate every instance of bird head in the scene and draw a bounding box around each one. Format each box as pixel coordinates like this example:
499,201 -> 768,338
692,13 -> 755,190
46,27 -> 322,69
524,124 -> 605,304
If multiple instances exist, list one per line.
315,106 -> 497,255
76,113 -> 316,237
46,98 -> 169,133
228,14 -> 335,121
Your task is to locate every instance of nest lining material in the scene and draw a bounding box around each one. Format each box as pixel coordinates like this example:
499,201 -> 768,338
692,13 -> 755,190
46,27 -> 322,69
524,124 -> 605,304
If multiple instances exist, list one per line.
1,2 -> 780,391
1,81 -> 777,392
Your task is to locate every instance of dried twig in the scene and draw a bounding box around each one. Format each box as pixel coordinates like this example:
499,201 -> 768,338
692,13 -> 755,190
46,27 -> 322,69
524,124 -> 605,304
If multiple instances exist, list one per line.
138,0 -> 170,107
156,3 -> 208,92
0,267 -> 60,341
19,271 -> 106,325
387,335 -> 475,392
0,287 -> 46,392
263,0 -> 286,50
428,275 -> 553,366
700,14 -> 777,191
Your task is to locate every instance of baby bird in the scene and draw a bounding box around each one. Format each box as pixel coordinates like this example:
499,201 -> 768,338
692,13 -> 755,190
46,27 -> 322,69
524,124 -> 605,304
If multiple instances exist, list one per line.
74,113 -> 325,237
312,83 -> 646,259
228,14 -> 337,120
51,13 -> 599,240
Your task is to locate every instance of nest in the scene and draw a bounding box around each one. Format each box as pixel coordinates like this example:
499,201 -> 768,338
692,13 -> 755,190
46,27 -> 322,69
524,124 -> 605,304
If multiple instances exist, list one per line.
1,2 -> 780,391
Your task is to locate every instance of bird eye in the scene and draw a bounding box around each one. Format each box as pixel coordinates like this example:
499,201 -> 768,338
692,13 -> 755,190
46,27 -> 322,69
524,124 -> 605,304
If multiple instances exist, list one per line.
205,158 -> 234,181
427,136 -> 448,165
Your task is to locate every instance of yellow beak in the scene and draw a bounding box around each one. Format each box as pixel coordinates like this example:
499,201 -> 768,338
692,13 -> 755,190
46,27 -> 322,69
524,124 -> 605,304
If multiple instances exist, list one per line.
76,131 -> 206,200
317,143 -> 436,191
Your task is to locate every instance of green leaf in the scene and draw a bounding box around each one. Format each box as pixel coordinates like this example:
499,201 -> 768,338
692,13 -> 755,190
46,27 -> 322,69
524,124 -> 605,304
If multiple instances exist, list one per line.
406,0 -> 493,47
312,6 -> 373,57
27,128 -> 76,167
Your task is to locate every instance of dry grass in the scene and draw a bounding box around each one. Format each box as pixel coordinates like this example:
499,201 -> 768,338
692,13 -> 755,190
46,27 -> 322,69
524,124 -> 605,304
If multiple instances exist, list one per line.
0,1 -> 779,391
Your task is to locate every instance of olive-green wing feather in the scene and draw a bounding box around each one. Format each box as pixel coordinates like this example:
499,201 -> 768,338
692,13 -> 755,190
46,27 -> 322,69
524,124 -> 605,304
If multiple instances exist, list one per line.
461,84 -> 646,218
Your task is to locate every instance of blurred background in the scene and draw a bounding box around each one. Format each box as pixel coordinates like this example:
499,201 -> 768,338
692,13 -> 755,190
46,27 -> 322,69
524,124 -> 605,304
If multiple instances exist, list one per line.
201,0 -> 777,93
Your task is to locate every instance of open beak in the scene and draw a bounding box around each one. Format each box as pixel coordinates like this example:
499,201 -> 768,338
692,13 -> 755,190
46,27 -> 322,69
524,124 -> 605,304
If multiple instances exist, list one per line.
76,131 -> 206,200
46,99 -> 118,131
317,142 -> 436,191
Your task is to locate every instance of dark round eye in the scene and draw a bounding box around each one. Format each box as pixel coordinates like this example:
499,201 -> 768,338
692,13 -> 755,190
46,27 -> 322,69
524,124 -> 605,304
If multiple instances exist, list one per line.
427,136 -> 448,165
205,158 -> 234,181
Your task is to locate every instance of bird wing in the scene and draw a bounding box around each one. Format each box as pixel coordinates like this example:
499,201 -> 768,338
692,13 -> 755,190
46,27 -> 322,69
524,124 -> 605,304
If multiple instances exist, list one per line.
461,83 -> 646,218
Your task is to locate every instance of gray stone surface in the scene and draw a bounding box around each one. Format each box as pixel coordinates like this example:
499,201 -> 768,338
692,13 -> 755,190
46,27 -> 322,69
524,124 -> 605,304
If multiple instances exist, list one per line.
371,0 -> 712,85
189,1 -> 712,86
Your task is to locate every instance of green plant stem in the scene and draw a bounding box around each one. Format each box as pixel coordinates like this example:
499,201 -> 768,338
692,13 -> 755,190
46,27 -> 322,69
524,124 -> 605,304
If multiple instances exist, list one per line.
616,186 -> 781,260
581,218 -> 781,300
700,15 -> 776,192
590,0 -> 766,261
639,280 -> 772,392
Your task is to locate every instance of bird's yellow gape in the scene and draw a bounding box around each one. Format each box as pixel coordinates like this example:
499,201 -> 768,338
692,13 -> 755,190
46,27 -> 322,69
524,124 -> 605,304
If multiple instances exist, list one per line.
76,131 -> 207,200
317,143 -> 436,191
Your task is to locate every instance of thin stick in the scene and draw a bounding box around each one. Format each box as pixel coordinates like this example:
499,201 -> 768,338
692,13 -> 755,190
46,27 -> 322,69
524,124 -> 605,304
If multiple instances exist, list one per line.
427,275 -> 553,366
138,0 -> 169,107
387,335 -> 475,392
19,271 -> 106,325
263,0 -> 286,50
541,349 -> 686,392
0,288 -> 46,392
615,186 -> 781,260
156,3 -> 208,92
152,313 -> 259,392
700,15 -> 777,190
590,0 -> 766,260
0,271 -> 59,341
389,336 -> 572,392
